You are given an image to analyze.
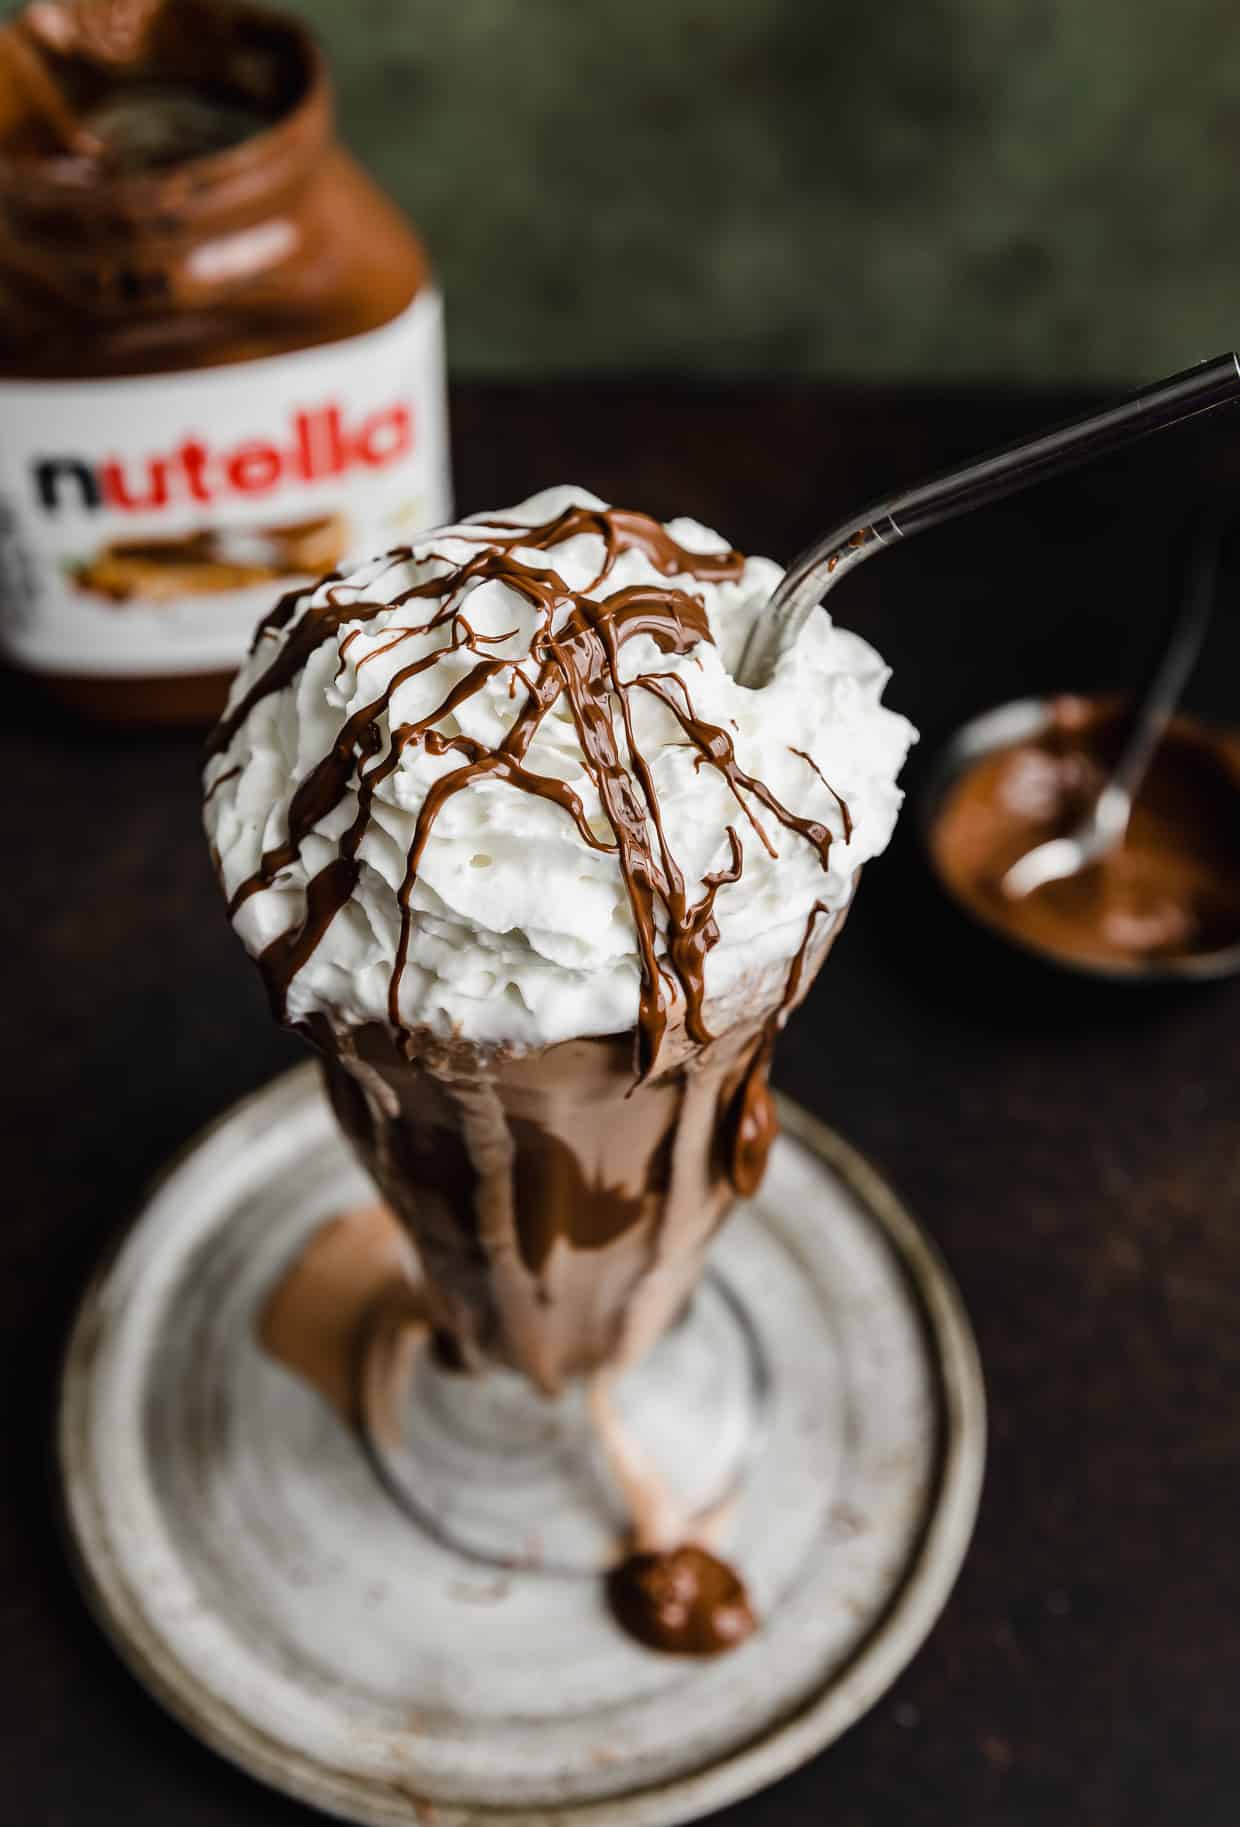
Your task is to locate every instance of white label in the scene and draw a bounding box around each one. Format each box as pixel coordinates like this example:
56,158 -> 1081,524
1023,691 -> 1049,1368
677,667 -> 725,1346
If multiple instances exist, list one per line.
0,289 -> 451,677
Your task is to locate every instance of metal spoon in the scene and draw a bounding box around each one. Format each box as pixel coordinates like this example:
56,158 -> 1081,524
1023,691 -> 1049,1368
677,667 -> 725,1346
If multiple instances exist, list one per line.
999,509 -> 1222,899
737,353 -> 1240,687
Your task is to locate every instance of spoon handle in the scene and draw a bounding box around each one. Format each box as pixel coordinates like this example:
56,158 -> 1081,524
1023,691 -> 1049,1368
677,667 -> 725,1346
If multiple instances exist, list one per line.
743,353 -> 1240,684
1104,506 -> 1223,815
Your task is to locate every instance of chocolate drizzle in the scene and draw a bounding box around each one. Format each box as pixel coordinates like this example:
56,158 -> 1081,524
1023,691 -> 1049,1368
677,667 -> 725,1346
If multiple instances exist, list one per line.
208,504 -> 852,1072
727,898 -> 834,1196
791,746 -> 853,841
201,761 -> 239,805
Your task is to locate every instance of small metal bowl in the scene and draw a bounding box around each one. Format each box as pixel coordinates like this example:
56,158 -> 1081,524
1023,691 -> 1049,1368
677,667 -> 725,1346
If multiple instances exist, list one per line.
919,696 -> 1240,984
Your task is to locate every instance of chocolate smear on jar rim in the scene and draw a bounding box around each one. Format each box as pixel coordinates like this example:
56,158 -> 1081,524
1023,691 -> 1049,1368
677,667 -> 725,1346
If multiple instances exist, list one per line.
2,0 -> 300,173
209,503 -> 851,1075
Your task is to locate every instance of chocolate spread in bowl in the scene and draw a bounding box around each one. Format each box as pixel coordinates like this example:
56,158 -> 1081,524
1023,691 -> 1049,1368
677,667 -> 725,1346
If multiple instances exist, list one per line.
929,696 -> 1240,973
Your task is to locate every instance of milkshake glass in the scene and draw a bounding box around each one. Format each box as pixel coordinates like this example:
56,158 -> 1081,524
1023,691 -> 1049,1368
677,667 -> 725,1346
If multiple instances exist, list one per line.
204,485 -> 913,1630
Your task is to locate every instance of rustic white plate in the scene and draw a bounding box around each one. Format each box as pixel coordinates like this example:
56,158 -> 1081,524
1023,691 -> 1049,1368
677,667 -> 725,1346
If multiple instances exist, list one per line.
58,1064 -> 984,1826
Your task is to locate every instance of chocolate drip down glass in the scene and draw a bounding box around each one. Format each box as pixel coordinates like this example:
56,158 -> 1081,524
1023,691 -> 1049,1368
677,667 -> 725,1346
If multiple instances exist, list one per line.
319,909 -> 840,1571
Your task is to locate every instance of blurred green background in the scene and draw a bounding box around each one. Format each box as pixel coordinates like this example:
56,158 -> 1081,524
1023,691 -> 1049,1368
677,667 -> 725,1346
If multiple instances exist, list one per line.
309,3 -> 1235,382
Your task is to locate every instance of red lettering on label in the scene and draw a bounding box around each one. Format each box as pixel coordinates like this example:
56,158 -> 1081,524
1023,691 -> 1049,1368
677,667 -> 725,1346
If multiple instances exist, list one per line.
99,456 -> 170,512
294,410 -> 318,484
325,406 -> 347,479
38,396 -> 416,515
178,440 -> 211,504
354,405 -> 412,467
226,441 -> 283,494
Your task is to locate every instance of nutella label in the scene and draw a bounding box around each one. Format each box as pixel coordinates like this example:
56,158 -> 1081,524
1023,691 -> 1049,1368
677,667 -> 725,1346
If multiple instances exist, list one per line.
0,290 -> 451,676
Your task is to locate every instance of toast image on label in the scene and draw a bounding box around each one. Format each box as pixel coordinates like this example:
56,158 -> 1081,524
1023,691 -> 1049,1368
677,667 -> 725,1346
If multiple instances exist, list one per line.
73,514 -> 349,603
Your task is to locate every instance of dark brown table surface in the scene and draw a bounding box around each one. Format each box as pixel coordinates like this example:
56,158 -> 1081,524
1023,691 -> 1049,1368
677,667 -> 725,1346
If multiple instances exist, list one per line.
5,382 -> 1240,1827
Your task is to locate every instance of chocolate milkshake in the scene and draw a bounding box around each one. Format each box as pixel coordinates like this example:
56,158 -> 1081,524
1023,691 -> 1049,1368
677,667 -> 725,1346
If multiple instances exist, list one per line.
204,489 -> 913,1399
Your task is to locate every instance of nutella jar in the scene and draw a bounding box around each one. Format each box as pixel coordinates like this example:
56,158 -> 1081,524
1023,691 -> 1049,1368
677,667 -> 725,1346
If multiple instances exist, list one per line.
0,0 -> 451,724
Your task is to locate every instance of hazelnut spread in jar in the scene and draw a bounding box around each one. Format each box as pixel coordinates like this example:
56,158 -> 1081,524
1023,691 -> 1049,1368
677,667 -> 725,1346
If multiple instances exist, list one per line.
0,0 -> 451,723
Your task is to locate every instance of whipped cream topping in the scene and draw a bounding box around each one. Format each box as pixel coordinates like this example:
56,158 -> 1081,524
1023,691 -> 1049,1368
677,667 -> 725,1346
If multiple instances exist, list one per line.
204,485 -> 915,1051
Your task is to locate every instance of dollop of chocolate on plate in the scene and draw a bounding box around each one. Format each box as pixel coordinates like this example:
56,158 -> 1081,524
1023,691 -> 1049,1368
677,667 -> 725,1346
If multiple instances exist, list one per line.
606,1543 -> 757,1657
930,697 -> 1240,973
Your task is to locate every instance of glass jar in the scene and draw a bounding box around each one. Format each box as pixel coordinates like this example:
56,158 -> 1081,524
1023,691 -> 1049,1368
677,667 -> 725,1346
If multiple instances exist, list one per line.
0,2 -> 451,724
